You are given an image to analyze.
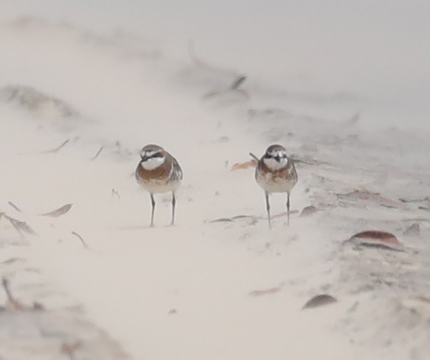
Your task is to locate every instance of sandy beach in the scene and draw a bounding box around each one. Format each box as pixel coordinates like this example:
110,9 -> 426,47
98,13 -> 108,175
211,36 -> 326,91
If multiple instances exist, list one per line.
1,5 -> 430,359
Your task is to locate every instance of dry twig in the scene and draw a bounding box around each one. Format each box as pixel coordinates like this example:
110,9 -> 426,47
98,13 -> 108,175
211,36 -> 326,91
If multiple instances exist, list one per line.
2,277 -> 25,310
8,201 -> 21,212
71,231 -> 89,249
248,285 -> 282,297
1,257 -> 26,265
91,146 -> 104,160
3,214 -> 37,236
43,139 -> 70,154
111,189 -> 121,200
229,75 -> 246,90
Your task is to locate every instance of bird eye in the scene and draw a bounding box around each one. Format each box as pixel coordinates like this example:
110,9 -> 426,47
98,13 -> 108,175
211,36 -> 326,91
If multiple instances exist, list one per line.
142,151 -> 163,159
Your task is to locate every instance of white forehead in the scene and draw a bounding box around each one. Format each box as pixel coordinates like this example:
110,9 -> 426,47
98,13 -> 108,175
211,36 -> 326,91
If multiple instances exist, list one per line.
268,148 -> 287,157
140,149 -> 158,157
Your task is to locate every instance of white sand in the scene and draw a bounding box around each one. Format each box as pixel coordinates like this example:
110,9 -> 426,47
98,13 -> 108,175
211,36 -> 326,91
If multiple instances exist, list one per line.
0,11 -> 430,360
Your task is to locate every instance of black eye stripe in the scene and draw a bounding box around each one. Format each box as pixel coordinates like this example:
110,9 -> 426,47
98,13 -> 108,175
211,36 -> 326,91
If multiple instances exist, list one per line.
265,152 -> 287,162
142,152 -> 163,160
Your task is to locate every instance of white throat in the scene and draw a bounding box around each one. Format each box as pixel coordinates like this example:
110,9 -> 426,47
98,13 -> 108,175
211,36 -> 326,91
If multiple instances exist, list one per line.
264,157 -> 288,170
141,157 -> 165,170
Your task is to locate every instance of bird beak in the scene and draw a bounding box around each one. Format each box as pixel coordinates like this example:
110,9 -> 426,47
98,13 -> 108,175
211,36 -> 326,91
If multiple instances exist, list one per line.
140,152 -> 148,162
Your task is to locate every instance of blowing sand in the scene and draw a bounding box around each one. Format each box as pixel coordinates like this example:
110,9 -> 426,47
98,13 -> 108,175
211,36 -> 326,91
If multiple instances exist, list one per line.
0,17 -> 430,360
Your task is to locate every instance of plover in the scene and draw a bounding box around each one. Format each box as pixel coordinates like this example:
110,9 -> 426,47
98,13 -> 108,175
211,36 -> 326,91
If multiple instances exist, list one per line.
254,144 -> 298,229
135,144 -> 183,227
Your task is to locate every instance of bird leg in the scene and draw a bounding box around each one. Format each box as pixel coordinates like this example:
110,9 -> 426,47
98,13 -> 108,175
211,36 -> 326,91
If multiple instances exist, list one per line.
150,193 -> 155,227
171,192 -> 176,226
265,192 -> 272,230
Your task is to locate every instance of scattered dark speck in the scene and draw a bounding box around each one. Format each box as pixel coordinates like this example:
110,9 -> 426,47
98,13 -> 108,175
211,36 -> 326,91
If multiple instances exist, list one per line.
168,308 -> 177,315
302,294 -> 337,309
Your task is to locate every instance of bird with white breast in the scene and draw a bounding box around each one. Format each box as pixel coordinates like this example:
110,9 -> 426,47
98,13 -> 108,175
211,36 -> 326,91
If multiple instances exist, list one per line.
254,144 -> 298,229
135,144 -> 183,227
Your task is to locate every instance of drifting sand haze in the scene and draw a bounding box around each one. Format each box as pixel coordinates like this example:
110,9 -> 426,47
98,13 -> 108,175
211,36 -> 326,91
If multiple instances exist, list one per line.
0,11 -> 430,360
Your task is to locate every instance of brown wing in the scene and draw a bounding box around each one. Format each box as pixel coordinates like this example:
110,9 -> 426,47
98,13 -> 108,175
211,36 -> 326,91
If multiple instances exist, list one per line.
169,154 -> 183,181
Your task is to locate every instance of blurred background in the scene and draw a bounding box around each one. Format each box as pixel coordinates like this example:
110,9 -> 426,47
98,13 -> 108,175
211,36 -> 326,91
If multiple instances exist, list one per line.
2,0 -> 430,128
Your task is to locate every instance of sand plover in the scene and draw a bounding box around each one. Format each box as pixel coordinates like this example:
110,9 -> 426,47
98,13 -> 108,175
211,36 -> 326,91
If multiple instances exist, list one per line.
135,144 -> 183,227
254,144 -> 298,229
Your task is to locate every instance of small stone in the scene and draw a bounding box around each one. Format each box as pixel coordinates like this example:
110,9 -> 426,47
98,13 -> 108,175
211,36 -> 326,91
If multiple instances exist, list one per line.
350,230 -> 399,245
302,294 -> 337,309
300,206 -> 318,217
346,230 -> 404,251
33,302 -> 46,311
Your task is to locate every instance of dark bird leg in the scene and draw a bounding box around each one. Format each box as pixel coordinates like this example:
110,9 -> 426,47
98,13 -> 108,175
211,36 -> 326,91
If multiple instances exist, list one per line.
150,193 -> 155,227
171,191 -> 176,226
265,192 -> 272,230
286,192 -> 291,226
